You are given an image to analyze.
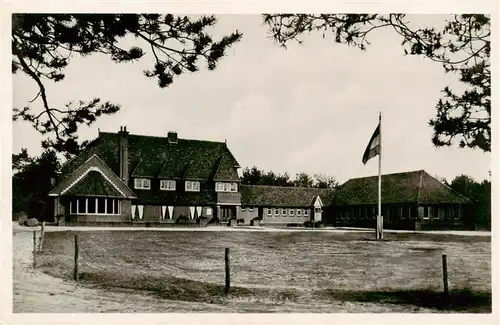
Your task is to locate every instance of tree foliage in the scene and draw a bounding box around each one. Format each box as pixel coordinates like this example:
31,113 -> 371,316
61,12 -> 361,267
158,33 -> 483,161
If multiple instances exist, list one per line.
12,148 -> 61,220
445,174 -> 491,230
263,14 -> 491,152
240,166 -> 338,188
12,14 -> 242,158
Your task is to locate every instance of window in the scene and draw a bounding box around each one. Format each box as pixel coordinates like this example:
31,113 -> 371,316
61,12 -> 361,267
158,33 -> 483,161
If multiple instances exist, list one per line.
423,206 -> 429,219
289,209 -> 294,216
267,208 -> 272,216
304,209 -> 309,216
78,199 -> 86,214
433,207 -> 439,219
248,207 -> 254,212
160,180 -> 176,191
241,207 -> 246,212
70,198 -> 77,214
297,209 -> 302,216
282,208 -> 287,215
97,198 -> 106,214
315,208 -> 321,213
134,178 -> 151,190
185,181 -> 200,192
274,208 -> 279,216
215,182 -> 238,192
70,197 -> 120,215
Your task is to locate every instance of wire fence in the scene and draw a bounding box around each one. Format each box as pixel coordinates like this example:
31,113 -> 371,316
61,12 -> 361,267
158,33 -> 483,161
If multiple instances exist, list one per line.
31,229 -> 492,311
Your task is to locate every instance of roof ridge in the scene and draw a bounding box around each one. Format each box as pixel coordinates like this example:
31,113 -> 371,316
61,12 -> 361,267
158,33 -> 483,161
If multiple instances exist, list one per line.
100,131 -> 226,145
346,169 -> 425,182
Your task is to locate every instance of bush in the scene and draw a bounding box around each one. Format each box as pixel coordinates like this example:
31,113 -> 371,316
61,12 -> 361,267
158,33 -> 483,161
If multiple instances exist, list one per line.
176,215 -> 189,224
303,221 -> 313,228
207,216 -> 220,224
287,223 -> 302,227
237,218 -> 245,224
314,221 -> 325,228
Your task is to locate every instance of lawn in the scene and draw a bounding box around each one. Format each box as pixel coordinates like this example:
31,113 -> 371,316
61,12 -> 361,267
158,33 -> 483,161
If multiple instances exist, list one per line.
36,230 -> 491,312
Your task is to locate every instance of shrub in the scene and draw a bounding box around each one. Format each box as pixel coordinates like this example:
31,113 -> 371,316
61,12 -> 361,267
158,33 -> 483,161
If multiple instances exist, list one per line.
208,216 -> 220,224
176,215 -> 189,224
287,223 -> 302,227
314,221 -> 325,228
237,218 -> 245,224
303,221 -> 313,228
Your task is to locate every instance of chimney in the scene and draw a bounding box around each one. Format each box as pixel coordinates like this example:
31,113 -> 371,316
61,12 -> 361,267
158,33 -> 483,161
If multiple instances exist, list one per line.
168,131 -> 178,144
118,126 -> 129,184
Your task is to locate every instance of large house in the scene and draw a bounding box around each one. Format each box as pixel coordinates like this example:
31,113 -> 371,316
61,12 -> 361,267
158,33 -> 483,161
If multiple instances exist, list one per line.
49,127 -> 243,225
325,170 -> 472,230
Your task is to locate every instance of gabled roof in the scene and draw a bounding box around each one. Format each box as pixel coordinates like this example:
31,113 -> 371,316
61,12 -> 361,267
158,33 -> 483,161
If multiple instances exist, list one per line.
240,184 -> 333,208
61,131 -> 241,182
66,171 -> 122,197
331,170 -> 470,206
50,154 -> 137,199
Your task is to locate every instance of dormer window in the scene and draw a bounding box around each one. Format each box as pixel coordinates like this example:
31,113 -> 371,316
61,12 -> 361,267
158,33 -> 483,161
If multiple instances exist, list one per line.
185,180 -> 200,192
134,178 -> 150,190
160,180 -> 176,191
215,182 -> 238,192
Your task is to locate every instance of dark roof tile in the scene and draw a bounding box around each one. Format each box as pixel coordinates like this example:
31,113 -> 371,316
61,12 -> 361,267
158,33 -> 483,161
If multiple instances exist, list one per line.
332,170 -> 470,205
240,184 -> 333,207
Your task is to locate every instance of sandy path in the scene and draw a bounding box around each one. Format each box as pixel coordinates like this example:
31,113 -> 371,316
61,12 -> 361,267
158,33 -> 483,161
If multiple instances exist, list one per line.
13,228 -> 231,313
12,224 -> 455,313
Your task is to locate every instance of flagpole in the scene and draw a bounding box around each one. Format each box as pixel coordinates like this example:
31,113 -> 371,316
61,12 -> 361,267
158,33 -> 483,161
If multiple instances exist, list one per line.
377,112 -> 383,240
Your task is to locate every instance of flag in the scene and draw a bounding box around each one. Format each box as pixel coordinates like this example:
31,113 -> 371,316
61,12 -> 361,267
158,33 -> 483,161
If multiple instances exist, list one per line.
362,123 -> 381,165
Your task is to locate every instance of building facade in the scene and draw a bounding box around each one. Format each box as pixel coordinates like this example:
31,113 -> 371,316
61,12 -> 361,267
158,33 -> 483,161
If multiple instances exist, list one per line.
239,185 -> 331,225
49,128 -> 243,226
324,170 -> 472,230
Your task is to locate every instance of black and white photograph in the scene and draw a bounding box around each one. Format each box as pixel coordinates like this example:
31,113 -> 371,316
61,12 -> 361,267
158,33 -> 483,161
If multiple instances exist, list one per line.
1,2 -> 497,323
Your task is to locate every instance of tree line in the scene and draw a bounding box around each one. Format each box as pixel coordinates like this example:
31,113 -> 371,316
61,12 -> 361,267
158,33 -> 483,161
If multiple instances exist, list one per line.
240,166 -> 339,188
443,175 -> 491,230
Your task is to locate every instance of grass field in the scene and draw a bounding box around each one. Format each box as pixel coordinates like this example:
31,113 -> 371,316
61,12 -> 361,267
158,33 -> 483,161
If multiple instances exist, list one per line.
36,230 -> 491,312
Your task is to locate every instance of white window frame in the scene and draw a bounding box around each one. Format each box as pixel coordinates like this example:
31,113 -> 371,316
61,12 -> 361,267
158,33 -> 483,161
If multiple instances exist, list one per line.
185,181 -> 200,192
215,182 -> 238,192
248,207 -> 254,212
134,178 -> 151,190
160,179 -> 176,191
267,208 -> 272,216
289,208 -> 294,216
241,207 -> 246,212
297,209 -> 302,216
70,197 -> 120,215
274,208 -> 279,216
304,209 -> 309,216
423,206 -> 430,220
282,208 -> 287,215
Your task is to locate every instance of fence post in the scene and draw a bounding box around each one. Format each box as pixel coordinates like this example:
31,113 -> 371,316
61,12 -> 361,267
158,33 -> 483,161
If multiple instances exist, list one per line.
225,248 -> 230,294
442,254 -> 450,305
38,221 -> 45,252
32,231 -> 37,269
74,234 -> 79,281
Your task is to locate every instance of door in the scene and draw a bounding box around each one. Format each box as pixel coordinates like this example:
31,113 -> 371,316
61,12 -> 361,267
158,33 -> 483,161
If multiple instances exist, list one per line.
220,206 -> 236,222
314,207 -> 322,222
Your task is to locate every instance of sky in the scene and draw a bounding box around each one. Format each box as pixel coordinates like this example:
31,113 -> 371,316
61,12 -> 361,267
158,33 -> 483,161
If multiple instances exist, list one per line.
12,14 -> 491,184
